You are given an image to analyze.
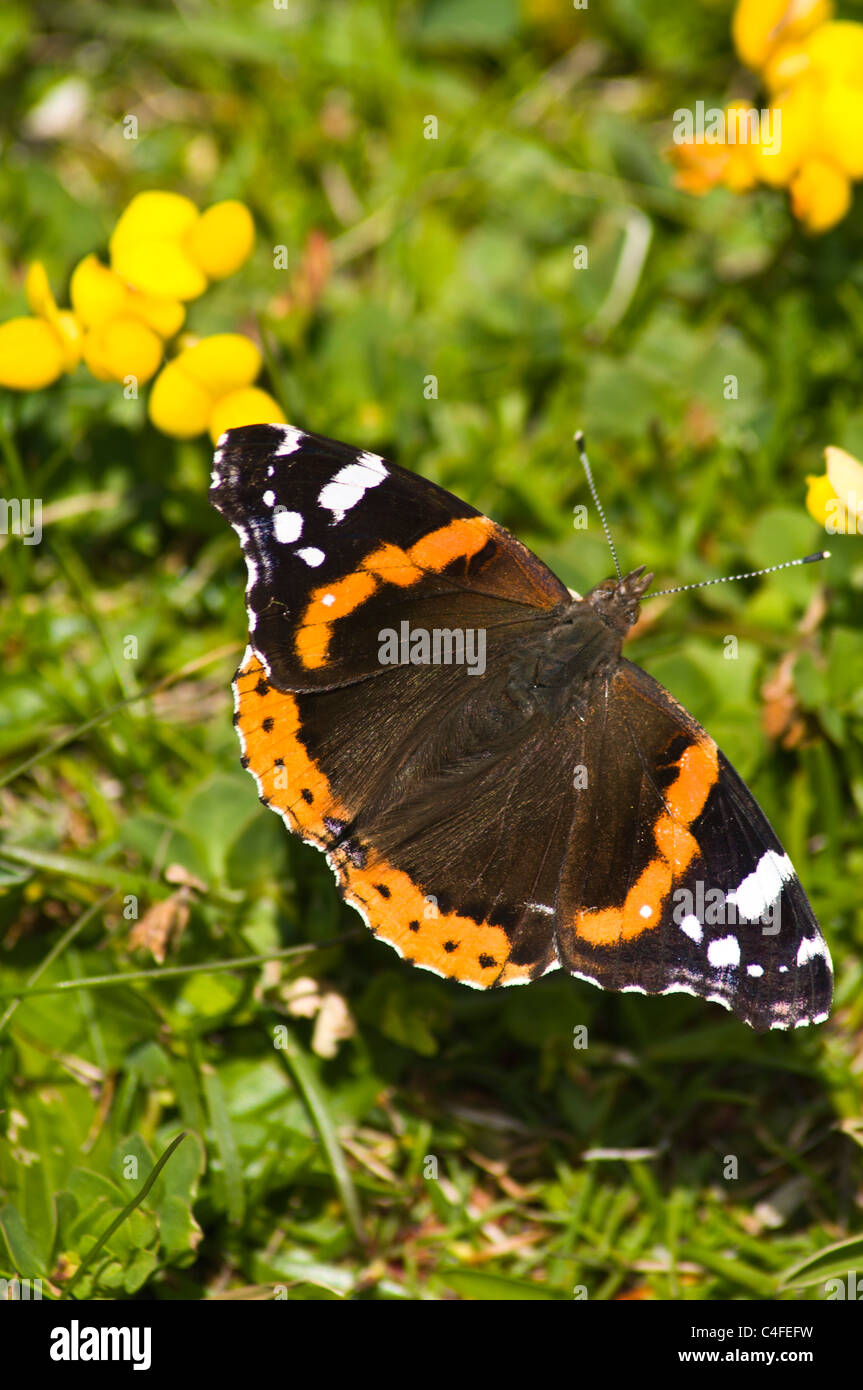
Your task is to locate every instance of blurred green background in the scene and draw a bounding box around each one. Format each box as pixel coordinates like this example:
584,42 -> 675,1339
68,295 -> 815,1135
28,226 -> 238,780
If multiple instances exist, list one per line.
0,0 -> 861,1301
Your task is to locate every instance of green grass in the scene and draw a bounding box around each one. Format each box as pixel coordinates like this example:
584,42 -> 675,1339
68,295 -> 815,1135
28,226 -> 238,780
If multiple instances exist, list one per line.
0,0 -> 861,1301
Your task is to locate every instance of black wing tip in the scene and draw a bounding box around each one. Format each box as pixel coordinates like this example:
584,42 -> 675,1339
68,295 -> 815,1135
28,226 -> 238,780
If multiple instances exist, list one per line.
212,421 -> 302,468
209,423 -> 308,515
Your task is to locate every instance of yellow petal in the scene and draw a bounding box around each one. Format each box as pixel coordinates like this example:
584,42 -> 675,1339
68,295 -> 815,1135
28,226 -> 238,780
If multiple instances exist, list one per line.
55,311 -> 83,370
71,254 -> 131,328
148,359 -> 215,438
175,333 -> 262,394
25,262 -> 81,368
733,0 -> 832,71
111,239 -> 208,301
803,20 -> 863,84
208,386 -> 285,444
186,201 -> 255,280
790,157 -> 851,231
751,86 -> 818,186
25,261 -> 59,318
669,140 -> 731,194
825,446 -> 863,523
805,473 -> 839,526
81,335 -> 114,381
720,105 -> 761,190
764,41 -> 813,92
82,317 -> 163,384
130,293 -> 186,339
818,84 -> 863,178
110,191 -> 200,253
0,316 -> 66,389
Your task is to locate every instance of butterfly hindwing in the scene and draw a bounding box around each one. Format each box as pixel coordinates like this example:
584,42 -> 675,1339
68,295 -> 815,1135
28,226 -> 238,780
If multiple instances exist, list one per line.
554,659 -> 832,1031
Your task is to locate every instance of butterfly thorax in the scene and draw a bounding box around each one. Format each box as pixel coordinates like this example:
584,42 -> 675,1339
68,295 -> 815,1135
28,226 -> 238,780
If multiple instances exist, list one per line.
583,565 -> 653,637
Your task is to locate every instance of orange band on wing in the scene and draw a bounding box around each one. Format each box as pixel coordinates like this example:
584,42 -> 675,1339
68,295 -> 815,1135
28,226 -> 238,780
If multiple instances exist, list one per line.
295,516 -> 495,670
576,737 -> 718,946
336,853 -> 531,988
665,740 -> 717,823
408,517 -> 492,572
234,651 -> 350,843
294,572 -> 377,670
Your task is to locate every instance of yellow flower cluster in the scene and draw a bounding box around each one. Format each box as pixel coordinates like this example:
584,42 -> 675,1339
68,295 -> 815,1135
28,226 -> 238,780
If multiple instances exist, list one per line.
806,446 -> 863,533
672,0 -> 863,233
0,192 -> 284,442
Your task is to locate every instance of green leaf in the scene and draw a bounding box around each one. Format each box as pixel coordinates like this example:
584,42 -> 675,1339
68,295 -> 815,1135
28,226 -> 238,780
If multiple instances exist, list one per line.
202,1068 -> 245,1226
780,1235 -> 863,1290
359,974 -> 450,1056
417,0 -> 520,48
0,1203 -> 46,1277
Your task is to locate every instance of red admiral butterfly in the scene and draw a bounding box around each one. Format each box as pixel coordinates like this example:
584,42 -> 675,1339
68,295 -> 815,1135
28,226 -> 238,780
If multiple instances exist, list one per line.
210,424 -> 833,1032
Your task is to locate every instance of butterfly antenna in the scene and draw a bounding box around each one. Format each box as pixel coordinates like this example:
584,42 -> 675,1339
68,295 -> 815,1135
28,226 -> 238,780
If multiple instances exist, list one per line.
574,430 -> 622,581
649,551 -> 830,598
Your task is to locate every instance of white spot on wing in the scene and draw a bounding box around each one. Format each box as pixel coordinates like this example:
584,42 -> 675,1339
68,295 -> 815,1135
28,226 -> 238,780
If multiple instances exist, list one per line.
321,593 -> 335,606
746,963 -> 764,978
297,546 -> 325,567
318,453 -> 388,523
263,490 -> 276,507
707,934 -> 740,969
273,509 -> 303,544
796,934 -> 831,969
230,522 -> 263,632
275,426 -> 305,457
726,850 -> 794,922
679,915 -> 703,944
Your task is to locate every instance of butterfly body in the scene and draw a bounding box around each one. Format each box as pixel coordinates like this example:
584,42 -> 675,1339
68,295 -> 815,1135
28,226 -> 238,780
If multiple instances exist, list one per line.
210,424 -> 833,1031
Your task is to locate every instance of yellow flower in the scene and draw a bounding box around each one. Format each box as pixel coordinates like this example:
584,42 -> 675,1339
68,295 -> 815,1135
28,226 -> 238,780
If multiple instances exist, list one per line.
790,157 -> 851,231
733,0 -> 832,72
806,446 -> 863,531
109,192 -> 254,300
82,317 -> 165,385
0,317 -> 67,390
0,262 -> 82,389
805,472 -> 838,525
171,333 -> 262,397
209,387 -> 286,444
70,255 -> 130,328
148,333 -> 282,441
675,3 -> 862,234
184,201 -> 255,281
69,254 -> 185,385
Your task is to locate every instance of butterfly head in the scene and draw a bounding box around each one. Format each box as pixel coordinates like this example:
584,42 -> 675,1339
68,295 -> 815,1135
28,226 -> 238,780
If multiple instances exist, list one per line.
585,565 -> 653,636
